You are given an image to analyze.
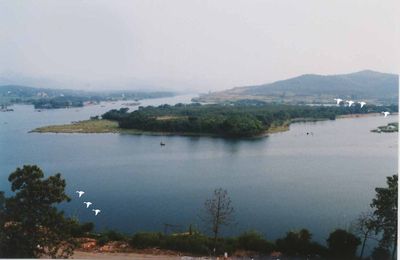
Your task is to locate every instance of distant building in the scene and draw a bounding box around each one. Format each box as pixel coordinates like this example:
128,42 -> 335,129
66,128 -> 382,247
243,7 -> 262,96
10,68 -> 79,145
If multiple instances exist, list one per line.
36,92 -> 48,97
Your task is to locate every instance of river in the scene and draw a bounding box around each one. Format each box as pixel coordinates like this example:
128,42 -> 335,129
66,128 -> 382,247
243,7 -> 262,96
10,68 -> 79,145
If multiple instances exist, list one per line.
0,94 -> 397,251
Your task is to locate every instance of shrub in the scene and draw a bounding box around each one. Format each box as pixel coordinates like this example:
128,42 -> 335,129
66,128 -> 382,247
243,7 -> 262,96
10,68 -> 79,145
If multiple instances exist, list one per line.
236,231 -> 275,253
326,229 -> 361,259
97,235 -> 110,246
70,221 -> 94,237
371,247 -> 391,260
103,230 -> 126,241
162,234 -> 210,255
97,230 -> 127,246
130,232 -> 163,249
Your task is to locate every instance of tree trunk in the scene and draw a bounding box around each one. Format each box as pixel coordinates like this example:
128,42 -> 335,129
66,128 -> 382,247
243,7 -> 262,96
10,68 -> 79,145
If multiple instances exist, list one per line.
213,196 -> 221,254
391,240 -> 397,260
359,233 -> 368,259
213,231 -> 218,254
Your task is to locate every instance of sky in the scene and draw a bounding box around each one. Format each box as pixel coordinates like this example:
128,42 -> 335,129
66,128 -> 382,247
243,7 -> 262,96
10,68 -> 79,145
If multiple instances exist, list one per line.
0,0 -> 398,92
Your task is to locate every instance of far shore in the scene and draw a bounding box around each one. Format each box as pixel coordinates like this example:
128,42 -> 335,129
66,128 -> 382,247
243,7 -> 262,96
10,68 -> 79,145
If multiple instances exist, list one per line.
337,112 -> 392,119
30,112 -> 397,137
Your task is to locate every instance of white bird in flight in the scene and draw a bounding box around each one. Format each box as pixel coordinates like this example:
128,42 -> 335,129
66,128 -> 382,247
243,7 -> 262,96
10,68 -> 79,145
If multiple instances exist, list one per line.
76,191 -> 85,198
83,202 -> 92,208
346,100 -> 354,107
334,98 -> 343,105
358,101 -> 366,108
382,111 -> 390,117
92,209 -> 101,216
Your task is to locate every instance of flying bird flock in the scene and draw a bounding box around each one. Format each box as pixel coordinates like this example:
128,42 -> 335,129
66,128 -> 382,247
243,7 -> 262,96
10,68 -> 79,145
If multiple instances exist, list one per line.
76,190 -> 101,216
334,99 -> 390,117
334,98 -> 364,108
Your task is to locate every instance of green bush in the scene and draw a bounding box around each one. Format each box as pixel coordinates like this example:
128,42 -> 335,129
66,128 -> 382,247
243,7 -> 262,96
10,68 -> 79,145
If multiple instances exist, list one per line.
97,230 -> 127,246
104,230 -> 126,241
130,232 -> 163,249
236,231 -> 275,253
162,234 -> 211,255
276,229 -> 325,257
97,235 -> 110,246
326,229 -> 360,259
371,247 -> 391,260
70,221 -> 94,237
219,237 -> 237,255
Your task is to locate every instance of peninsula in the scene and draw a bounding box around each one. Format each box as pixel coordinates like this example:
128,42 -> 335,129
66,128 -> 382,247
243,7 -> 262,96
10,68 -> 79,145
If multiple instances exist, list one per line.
31,101 -> 398,137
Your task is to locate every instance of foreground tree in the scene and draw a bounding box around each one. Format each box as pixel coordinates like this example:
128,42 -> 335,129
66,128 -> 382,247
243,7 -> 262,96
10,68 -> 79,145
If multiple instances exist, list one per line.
0,191 -> 6,256
0,165 -> 76,258
326,229 -> 361,259
351,211 -> 377,259
370,174 -> 398,259
200,188 -> 234,253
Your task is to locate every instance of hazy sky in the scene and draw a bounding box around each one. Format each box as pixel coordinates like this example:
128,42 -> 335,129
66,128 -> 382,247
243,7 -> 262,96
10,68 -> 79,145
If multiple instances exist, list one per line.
0,0 -> 398,92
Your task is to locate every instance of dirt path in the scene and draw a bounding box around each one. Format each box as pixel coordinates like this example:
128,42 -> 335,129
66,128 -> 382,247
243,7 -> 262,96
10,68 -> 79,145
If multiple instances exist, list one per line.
73,251 -> 210,259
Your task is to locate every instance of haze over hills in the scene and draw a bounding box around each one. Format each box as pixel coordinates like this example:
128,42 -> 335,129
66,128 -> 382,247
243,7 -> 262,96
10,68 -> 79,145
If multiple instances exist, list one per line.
0,84 -> 175,108
0,72 -> 187,93
0,84 -> 174,97
195,70 -> 399,105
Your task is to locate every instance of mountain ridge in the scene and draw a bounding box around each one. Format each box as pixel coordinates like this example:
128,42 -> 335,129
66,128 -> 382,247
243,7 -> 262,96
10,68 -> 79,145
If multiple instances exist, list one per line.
195,70 -> 399,104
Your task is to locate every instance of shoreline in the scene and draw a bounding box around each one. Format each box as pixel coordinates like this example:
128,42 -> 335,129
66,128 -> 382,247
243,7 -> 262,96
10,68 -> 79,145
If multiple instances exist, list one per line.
30,112 -> 396,137
336,112 -> 385,119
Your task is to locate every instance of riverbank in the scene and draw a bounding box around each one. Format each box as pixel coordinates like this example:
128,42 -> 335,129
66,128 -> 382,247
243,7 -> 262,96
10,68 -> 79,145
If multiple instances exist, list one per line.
336,112 -> 388,119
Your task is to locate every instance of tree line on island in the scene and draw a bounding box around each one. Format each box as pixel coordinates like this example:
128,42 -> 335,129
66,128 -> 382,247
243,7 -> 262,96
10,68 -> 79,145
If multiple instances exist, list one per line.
0,165 -> 397,259
101,101 -> 398,137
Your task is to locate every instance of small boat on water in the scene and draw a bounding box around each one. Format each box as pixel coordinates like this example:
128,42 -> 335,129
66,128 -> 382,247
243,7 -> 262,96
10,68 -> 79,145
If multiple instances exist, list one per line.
160,142 -> 166,146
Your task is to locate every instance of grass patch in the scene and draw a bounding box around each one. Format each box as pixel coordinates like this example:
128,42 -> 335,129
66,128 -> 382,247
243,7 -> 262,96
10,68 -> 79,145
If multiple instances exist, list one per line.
267,121 -> 290,133
31,119 -> 121,133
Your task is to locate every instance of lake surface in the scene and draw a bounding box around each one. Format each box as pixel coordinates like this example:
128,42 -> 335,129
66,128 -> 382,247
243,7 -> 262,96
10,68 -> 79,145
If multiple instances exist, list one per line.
0,95 -> 397,250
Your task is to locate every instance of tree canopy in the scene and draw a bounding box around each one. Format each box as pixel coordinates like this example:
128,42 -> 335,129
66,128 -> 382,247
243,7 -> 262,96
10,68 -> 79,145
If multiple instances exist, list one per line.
326,229 -> 361,259
102,102 -> 398,137
370,174 -> 398,259
0,165 -> 77,258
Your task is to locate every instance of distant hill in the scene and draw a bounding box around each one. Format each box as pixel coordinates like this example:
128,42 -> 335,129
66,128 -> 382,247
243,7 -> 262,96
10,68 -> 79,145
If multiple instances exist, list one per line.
195,70 -> 399,105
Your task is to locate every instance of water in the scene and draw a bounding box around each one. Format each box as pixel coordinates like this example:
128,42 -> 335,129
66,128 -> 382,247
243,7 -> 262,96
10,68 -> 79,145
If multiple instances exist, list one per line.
0,95 -> 397,251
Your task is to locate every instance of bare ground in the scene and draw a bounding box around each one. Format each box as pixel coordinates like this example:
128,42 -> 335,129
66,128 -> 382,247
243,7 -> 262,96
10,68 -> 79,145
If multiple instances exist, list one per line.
73,250 -> 186,259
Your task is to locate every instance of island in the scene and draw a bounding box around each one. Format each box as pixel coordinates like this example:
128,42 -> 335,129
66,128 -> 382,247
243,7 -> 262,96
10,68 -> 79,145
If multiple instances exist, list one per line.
31,101 -> 398,137
371,122 -> 398,133
0,104 -> 13,112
